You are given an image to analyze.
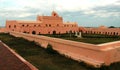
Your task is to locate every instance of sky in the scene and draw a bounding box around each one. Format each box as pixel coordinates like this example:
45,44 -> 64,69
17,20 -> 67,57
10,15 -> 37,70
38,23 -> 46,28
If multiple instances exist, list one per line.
0,0 -> 120,27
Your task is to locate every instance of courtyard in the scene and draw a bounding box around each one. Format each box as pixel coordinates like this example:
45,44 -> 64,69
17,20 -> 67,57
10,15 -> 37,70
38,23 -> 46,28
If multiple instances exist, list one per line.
0,33 -> 120,70
42,33 -> 120,44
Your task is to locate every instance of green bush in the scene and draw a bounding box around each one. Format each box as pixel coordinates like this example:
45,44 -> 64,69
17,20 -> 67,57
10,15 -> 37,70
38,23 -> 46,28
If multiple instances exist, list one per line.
46,44 -> 57,54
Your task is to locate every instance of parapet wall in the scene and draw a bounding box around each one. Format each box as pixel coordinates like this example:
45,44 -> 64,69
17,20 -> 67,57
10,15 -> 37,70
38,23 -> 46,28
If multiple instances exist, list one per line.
10,31 -> 120,68
0,28 -> 7,33
0,41 -> 38,70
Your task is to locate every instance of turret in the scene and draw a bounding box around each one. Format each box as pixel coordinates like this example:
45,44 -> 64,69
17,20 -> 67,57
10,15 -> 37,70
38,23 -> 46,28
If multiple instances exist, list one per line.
51,11 -> 59,17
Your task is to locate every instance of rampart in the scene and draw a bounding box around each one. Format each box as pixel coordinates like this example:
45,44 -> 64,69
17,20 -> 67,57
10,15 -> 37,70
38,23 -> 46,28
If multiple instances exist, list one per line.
0,41 -> 38,70
9,31 -> 120,68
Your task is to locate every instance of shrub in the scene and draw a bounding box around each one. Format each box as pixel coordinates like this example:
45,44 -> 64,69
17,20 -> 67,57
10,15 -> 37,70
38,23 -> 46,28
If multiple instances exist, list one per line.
46,44 -> 57,54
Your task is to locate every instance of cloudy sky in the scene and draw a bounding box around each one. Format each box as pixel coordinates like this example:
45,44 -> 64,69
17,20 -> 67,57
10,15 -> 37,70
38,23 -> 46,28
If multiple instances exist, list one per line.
0,0 -> 120,27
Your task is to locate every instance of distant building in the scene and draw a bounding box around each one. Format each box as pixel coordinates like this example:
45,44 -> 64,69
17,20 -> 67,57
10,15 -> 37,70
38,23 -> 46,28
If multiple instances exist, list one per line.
6,11 -> 78,34
79,26 -> 120,36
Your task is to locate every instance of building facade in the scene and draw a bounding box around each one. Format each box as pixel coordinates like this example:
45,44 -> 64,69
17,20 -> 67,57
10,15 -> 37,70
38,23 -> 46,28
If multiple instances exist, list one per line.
6,11 -> 79,34
3,11 -> 120,36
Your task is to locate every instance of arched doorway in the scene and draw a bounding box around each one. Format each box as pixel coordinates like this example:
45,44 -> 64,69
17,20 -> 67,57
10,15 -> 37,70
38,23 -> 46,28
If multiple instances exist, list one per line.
32,31 -> 36,34
53,30 -> 56,35
69,30 -> 72,34
23,31 -> 27,33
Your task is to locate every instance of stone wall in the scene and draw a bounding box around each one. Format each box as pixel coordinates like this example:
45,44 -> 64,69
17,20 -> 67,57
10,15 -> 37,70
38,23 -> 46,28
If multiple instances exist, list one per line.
10,31 -> 120,68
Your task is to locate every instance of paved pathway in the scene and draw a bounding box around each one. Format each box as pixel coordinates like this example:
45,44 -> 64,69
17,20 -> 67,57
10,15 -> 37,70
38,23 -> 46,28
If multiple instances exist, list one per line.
0,41 -> 37,70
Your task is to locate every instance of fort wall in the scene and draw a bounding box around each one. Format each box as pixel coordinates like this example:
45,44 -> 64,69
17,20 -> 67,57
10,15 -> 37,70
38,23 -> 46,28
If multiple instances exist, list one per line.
10,31 -> 120,68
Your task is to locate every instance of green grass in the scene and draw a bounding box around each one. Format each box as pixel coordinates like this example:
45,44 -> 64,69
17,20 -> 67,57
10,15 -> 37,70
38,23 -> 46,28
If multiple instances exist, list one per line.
0,33 -> 120,70
43,33 -> 120,44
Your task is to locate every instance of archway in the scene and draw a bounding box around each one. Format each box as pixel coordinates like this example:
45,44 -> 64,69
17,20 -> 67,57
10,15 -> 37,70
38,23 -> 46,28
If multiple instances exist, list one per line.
23,31 -> 27,33
32,31 -> 36,34
69,30 -> 72,34
53,30 -> 56,35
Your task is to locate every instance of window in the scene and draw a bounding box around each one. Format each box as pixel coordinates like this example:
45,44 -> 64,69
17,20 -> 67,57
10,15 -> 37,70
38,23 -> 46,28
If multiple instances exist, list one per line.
48,32 -> 50,34
26,25 -> 29,27
22,25 -> 24,27
32,31 -> 36,34
14,25 -> 16,28
66,31 -> 68,34
64,25 -> 66,27
113,32 -> 116,35
38,25 -> 41,27
59,32 -> 61,34
49,24 -> 51,27
9,25 -> 11,28
57,24 -> 59,27
34,25 -> 36,27
116,33 -> 118,35
46,24 -> 48,27
39,32 -> 41,35
69,30 -> 72,33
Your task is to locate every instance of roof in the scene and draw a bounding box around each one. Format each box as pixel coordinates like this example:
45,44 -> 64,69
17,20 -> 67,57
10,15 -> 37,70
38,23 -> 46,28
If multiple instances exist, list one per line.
63,22 -> 77,24
16,20 -> 42,24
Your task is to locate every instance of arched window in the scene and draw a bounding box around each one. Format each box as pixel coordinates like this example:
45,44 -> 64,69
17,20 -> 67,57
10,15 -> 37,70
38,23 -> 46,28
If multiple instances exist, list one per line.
49,24 -> 51,27
64,25 -> 66,27
23,31 -> 27,33
113,32 -> 116,35
34,25 -> 36,27
66,31 -> 68,34
32,31 -> 36,34
26,25 -> 29,27
105,32 -> 107,34
39,32 -> 41,35
59,32 -> 61,34
46,24 -> 48,27
57,24 -> 59,27
9,25 -> 11,28
69,30 -> 72,33
116,33 -> 118,35
38,25 -> 41,27
22,25 -> 24,27
48,32 -> 50,34
53,30 -> 56,35
14,25 -> 16,28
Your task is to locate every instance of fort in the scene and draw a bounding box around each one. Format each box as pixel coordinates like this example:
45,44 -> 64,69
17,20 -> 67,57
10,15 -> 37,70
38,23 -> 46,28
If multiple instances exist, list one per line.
5,11 -> 78,34
0,11 -> 120,69
0,11 -> 120,36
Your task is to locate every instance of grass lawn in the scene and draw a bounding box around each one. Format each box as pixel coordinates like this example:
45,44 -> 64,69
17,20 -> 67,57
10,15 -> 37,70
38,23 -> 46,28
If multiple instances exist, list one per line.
0,33 -> 120,70
43,33 -> 120,44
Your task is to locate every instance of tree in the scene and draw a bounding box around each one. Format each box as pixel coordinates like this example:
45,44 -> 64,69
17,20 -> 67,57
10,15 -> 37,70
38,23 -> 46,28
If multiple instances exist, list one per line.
109,26 -> 115,28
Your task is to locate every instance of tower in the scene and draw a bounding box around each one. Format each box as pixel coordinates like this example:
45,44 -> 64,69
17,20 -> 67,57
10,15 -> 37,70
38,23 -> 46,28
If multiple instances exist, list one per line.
51,11 -> 59,17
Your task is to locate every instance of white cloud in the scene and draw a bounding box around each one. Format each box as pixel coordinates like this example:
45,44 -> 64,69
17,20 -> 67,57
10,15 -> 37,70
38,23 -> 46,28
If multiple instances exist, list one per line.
84,9 -> 120,17
1,0 -> 118,11
0,0 -> 119,18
